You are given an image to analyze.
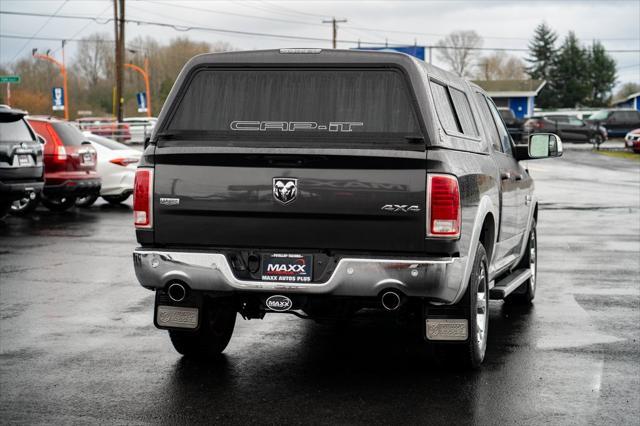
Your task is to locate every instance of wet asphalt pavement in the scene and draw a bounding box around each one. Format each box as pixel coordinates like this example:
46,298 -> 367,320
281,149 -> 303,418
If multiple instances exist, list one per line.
1,147 -> 639,425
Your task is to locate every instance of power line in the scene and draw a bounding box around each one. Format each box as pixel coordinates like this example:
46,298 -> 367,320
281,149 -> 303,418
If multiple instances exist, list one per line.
9,0 -> 69,62
2,11 -> 639,55
136,0 -> 327,28
257,0 -> 331,19
51,3 -> 113,55
135,0 -> 638,42
1,10 -> 112,23
1,34 -> 114,43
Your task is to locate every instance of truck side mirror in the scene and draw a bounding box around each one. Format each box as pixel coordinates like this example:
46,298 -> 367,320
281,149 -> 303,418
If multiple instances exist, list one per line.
529,133 -> 563,158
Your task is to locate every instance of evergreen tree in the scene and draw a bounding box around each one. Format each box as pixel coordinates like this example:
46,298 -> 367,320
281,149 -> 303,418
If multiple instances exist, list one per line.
586,41 -> 617,106
526,23 -> 557,108
549,32 -> 590,108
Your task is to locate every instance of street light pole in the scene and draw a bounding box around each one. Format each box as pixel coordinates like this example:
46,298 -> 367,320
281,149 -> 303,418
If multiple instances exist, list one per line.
33,51 -> 69,121
124,60 -> 152,117
61,40 -> 69,120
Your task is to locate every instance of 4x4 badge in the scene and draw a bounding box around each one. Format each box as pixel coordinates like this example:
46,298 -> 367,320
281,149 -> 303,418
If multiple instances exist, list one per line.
273,178 -> 298,204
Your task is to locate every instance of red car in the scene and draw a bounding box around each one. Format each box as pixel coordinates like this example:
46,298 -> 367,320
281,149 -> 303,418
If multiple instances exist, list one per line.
11,117 -> 100,213
624,128 -> 640,153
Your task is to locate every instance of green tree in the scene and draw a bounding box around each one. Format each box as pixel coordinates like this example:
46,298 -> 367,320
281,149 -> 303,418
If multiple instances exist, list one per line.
526,22 -> 557,108
586,41 -> 617,106
549,32 -> 590,108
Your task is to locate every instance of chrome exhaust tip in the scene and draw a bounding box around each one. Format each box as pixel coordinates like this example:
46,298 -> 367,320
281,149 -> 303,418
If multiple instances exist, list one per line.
167,282 -> 187,302
381,291 -> 403,311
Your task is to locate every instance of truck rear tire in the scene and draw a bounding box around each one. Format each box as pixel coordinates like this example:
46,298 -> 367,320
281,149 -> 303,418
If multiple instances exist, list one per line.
505,220 -> 537,305
432,242 -> 489,369
169,302 -> 236,358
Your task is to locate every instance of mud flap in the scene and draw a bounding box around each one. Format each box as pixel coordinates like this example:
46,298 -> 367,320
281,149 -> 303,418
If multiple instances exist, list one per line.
422,303 -> 470,342
154,289 -> 203,331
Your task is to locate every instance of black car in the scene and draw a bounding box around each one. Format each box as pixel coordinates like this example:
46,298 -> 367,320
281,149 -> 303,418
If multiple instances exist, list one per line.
131,49 -> 561,368
524,114 -> 606,144
0,106 -> 44,217
586,109 -> 640,138
498,107 -> 524,143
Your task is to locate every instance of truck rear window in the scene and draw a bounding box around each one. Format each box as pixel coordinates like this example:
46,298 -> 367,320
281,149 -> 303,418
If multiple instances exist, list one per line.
163,68 -> 421,145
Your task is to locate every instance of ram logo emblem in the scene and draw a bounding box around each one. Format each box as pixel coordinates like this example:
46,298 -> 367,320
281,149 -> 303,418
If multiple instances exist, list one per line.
273,178 -> 298,204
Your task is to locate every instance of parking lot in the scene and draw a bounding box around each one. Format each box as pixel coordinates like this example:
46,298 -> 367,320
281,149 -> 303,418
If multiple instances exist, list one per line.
0,146 -> 638,424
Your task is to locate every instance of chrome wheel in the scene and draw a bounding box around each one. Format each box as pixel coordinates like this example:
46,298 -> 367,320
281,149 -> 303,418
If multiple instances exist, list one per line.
476,262 -> 488,350
11,198 -> 30,211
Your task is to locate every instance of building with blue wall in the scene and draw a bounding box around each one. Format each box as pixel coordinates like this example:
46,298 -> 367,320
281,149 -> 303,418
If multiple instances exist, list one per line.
612,92 -> 640,111
473,80 -> 546,119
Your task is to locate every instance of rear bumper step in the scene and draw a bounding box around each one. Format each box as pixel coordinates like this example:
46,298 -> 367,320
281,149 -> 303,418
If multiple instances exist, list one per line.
489,269 -> 532,299
133,248 -> 467,303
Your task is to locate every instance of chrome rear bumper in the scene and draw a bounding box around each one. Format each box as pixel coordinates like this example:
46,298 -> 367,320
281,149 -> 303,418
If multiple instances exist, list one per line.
133,249 -> 466,304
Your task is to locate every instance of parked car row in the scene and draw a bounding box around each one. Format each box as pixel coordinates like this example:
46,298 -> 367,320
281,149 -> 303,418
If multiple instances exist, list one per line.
0,107 -> 141,218
76,116 -> 156,144
501,107 -> 640,146
523,114 -> 607,145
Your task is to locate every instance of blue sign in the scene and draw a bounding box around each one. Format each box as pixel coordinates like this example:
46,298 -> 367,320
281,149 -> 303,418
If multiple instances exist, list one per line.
352,45 -> 425,61
136,92 -> 147,113
52,87 -> 64,111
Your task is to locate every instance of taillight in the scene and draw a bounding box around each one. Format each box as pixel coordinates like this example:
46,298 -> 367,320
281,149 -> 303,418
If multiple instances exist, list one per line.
427,174 -> 461,238
110,157 -> 139,167
55,145 -> 67,161
134,168 -> 153,228
46,126 -> 67,162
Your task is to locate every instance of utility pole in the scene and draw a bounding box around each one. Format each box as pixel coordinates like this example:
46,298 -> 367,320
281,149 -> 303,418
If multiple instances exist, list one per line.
322,17 -> 347,49
113,0 -> 121,120
114,0 -> 125,122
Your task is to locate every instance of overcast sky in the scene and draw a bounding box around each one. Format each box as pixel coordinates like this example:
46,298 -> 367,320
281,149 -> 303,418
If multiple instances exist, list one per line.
1,0 -> 639,87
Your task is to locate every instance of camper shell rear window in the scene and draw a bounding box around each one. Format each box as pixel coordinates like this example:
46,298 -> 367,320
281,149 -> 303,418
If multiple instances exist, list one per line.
160,67 -> 423,149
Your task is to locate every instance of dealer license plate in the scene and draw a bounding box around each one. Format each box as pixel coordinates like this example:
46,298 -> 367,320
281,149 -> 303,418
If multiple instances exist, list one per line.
18,155 -> 30,166
261,253 -> 313,283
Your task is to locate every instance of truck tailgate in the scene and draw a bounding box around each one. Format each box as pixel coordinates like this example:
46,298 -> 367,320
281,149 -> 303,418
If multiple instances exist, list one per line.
153,152 -> 426,252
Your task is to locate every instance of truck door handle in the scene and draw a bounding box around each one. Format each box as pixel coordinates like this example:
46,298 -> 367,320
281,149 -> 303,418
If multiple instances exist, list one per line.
500,172 -> 511,180
514,174 -> 523,181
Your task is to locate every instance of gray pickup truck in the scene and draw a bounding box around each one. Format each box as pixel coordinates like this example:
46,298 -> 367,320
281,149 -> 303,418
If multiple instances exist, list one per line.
132,49 -> 561,368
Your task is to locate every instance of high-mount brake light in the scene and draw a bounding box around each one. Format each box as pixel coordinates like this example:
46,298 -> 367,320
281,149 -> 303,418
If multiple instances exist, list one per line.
279,48 -> 322,54
134,168 -> 153,228
427,174 -> 461,238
